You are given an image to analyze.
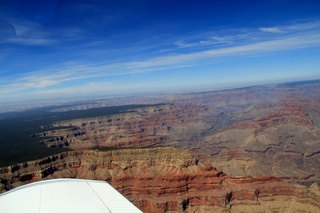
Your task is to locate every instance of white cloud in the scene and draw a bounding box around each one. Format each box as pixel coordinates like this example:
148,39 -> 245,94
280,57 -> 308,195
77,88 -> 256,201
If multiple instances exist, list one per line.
175,35 -> 238,48
259,27 -> 282,33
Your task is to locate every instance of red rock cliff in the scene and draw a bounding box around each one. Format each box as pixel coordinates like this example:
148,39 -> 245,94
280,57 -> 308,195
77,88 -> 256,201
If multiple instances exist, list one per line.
1,147 -> 319,212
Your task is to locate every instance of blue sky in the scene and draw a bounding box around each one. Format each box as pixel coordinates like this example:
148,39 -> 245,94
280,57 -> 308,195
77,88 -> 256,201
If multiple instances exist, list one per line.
1,0 -> 320,104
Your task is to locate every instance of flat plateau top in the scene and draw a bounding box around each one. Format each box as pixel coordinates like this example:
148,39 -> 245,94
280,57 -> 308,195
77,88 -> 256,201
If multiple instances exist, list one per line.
0,178 -> 142,213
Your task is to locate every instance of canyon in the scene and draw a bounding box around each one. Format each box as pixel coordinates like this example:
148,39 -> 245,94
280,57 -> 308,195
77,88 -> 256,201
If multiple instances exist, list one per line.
1,80 -> 320,212
33,90 -> 320,186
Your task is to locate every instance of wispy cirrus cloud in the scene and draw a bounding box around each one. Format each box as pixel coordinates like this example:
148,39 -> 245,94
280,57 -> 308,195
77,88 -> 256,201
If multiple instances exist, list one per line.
129,31 -> 320,69
0,20 -> 57,45
0,19 -> 85,46
175,35 -> 235,48
1,20 -> 320,99
0,62 -> 132,95
175,21 -> 320,50
259,27 -> 282,33
259,21 -> 320,33
1,37 -> 56,45
34,81 -> 119,98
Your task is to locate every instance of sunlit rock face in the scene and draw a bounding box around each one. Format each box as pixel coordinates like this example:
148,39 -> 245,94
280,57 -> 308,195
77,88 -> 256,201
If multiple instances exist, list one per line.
1,147 -> 319,212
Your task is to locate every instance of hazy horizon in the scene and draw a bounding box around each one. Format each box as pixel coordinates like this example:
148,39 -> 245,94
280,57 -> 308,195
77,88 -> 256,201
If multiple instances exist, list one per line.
1,78 -> 319,114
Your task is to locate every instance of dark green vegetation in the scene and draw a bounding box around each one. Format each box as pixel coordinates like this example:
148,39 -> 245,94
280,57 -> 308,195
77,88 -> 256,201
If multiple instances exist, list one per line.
0,104 -> 151,167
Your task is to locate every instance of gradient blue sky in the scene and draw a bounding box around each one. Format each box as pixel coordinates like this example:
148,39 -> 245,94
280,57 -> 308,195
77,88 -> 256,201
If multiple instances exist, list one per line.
1,0 -> 320,104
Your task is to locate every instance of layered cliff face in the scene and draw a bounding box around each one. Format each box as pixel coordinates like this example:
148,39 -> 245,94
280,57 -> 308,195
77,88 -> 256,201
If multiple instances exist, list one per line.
34,104 -> 209,150
1,147 -> 319,212
32,97 -> 320,186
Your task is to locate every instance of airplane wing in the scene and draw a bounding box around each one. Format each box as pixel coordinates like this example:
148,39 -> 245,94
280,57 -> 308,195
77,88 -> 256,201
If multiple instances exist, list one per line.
0,178 -> 142,213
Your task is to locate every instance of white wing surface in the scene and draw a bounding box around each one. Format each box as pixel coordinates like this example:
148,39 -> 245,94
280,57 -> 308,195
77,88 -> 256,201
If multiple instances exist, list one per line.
0,178 -> 142,213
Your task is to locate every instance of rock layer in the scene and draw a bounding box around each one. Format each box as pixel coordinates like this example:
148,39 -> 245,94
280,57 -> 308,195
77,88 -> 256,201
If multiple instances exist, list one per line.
1,147 -> 319,212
